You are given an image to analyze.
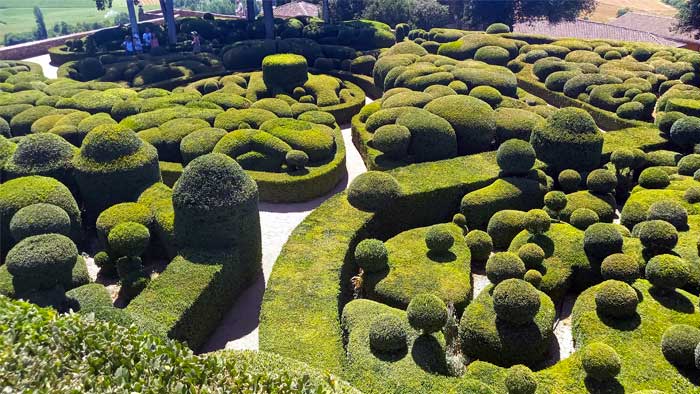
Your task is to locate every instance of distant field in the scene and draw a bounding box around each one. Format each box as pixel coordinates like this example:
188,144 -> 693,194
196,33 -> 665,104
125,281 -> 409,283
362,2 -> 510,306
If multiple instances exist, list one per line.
588,0 -> 678,22
0,0 -> 159,45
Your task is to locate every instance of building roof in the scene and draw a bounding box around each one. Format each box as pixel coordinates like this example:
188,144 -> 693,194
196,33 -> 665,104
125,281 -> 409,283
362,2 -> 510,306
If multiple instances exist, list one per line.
610,11 -> 700,45
513,19 -> 686,47
273,1 -> 320,18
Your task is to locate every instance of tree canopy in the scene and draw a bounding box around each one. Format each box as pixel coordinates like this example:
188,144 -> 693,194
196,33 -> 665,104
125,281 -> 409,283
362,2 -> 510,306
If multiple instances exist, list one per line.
463,0 -> 597,30
675,0 -> 700,39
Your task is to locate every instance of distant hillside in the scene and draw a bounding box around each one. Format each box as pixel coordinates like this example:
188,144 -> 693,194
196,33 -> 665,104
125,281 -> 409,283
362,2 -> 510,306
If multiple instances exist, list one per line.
588,0 -> 677,22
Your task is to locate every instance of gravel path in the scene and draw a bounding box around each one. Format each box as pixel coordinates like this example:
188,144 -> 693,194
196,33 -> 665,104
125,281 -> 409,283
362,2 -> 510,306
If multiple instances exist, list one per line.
25,54 -> 58,79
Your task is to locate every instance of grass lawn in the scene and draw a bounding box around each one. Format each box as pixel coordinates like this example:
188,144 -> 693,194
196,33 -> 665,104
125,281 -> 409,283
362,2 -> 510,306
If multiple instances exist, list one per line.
0,0 -> 159,45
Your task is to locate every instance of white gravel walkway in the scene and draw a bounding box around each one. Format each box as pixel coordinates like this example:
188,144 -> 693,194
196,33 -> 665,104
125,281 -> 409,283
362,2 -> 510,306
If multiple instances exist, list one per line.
24,54 -> 58,79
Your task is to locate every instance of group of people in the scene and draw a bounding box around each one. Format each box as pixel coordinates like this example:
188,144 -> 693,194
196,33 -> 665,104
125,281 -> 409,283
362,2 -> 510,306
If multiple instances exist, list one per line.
121,27 -> 202,55
122,28 -> 159,55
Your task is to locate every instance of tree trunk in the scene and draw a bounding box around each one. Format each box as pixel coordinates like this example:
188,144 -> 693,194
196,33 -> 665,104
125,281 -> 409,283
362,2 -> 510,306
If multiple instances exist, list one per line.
322,0 -> 330,22
263,0 -> 274,40
163,0 -> 177,46
125,0 -> 140,40
246,0 -> 256,22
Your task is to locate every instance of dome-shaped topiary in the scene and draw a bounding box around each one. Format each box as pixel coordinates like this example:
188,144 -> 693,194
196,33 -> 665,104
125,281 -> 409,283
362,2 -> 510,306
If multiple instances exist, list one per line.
684,186 -> 700,203
523,269 -> 543,289
670,116 -> 700,150
173,153 -> 261,264
285,149 -> 309,170
73,124 -> 160,217
505,364 -> 537,394
524,209 -> 551,235
179,127 -> 227,165
107,221 -> 150,258
452,213 -> 468,230
469,85 -> 503,108
9,203 -> 71,242
662,324 -> 700,367
347,171 -> 402,212
530,107 -> 603,173
601,253 -> 639,284
424,95 -> 496,155
586,169 -> 617,195
407,293 -> 448,334
647,201 -> 688,230
657,111 -> 685,135
486,23 -> 511,34
518,243 -> 545,269
425,224 -> 455,254
570,207 -> 600,230
369,313 -> 408,353
474,46 -> 511,66
558,169 -> 581,193
493,278 -> 541,325
638,167 -> 670,189
372,124 -> 411,160
6,233 -> 78,292
465,230 -> 493,262
678,154 -> 700,176
610,149 -> 634,169
115,256 -> 142,280
544,191 -> 567,214
262,54 -> 309,91
595,279 -> 639,319
496,139 -> 536,175
646,254 -> 690,291
580,342 -> 621,381
583,223 -> 623,262
638,220 -> 678,253
3,133 -> 76,188
486,252 -> 526,284
355,239 -> 388,273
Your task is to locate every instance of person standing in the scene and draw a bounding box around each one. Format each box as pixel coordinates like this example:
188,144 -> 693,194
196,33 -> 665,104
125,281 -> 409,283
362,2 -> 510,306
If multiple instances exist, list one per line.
142,28 -> 152,53
191,31 -> 201,54
122,35 -> 134,55
133,34 -> 143,54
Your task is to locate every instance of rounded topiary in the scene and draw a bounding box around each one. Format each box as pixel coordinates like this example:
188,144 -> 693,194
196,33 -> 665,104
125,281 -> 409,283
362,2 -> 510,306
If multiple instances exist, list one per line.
354,239 -> 388,273
452,213 -> 468,230
9,203 -> 71,242
179,127 -> 227,165
678,154 -> 700,176
115,256 -> 142,280
638,220 -> 678,253
93,250 -> 113,274
486,252 -> 526,284
610,149 -> 634,169
586,169 -> 617,195
558,169 -> 581,193
2,133 -> 76,188
616,101 -> 645,120
580,342 -> 621,381
670,116 -> 700,150
107,221 -> 150,258
493,278 -> 541,325
518,243 -> 545,269
475,46 -> 511,66
657,111 -> 685,135
632,47 -> 651,61
6,233 -> 77,291
465,230 -> 493,262
638,167 -> 670,189
647,201 -> 688,230
369,313 -> 408,353
570,207 -> 600,230
530,107 -> 603,173
505,364 -> 537,394
523,269 -> 543,289
407,293 -> 448,334
601,253 -> 639,284
425,224 -> 455,254
470,85 -> 503,107
496,139 -> 536,175
262,53 -> 309,91
372,124 -> 411,160
524,209 -> 551,235
486,23 -> 510,34
684,186 -> 700,203
544,191 -> 567,215
285,149 -> 309,170
347,171 -> 402,212
595,280 -> 639,319
662,324 -> 700,367
583,223 -> 623,262
646,254 -> 690,291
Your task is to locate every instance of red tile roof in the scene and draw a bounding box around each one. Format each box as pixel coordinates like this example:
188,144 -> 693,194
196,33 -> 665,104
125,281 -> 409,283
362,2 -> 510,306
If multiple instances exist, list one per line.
609,12 -> 700,45
514,19 -> 686,47
273,1 -> 320,18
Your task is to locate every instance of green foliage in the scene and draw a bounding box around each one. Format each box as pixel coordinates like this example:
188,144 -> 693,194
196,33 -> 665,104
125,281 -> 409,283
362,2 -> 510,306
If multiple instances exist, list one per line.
369,313 -> 408,353
372,124 -> 411,159
645,254 -> 690,291
406,293 -> 447,334
486,252 -> 526,284
678,153 -> 700,176
486,23 -> 511,34
475,45 -> 511,66
504,364 -> 536,394
670,116 -> 700,149
638,167 -> 671,189
657,111 -> 685,135
494,108 -> 544,143
285,149 -> 309,170
595,279 -> 639,319
586,169 -> 617,195
558,169 -> 581,193
570,207 -> 599,230
179,127 -> 227,165
424,94 -> 496,155
465,229 -> 493,262
487,210 -> 527,250
3,133 -> 76,189
638,220 -> 679,253
647,200 -> 688,230
6,233 -> 77,292
347,171 -> 402,212
661,324 -> 700,367
493,278 -> 541,325
601,253 -> 639,284
580,342 -> 621,381
108,221 -> 150,257
525,209 -> 551,235
518,243 -> 545,269
583,223 -> 623,262
424,224 -> 454,253
497,139 -> 535,175
9,203 -> 71,242
95,202 -> 153,245
354,239 -> 388,273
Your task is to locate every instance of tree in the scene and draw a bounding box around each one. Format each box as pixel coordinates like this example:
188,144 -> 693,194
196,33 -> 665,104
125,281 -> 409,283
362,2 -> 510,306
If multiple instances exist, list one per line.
246,0 -> 257,21
33,6 -> 48,40
675,0 -> 700,39
411,0 -> 449,30
463,0 -> 597,30
262,0 -> 274,39
125,0 -> 140,42
162,0 -> 178,45
362,0 -> 412,27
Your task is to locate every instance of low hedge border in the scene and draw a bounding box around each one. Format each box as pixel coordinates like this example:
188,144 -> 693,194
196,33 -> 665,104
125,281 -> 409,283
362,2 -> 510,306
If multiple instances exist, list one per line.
516,64 -> 650,131
155,127 -> 347,202
1,60 -> 44,75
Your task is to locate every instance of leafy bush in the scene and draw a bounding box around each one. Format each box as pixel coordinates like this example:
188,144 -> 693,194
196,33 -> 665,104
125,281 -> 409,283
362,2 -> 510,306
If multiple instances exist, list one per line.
523,269 -> 543,289
95,202 -> 153,245
524,209 -> 551,235
486,252 -> 526,284
354,239 -> 388,273
9,203 -> 71,242
583,223 -> 623,262
493,278 -> 541,325
645,254 -> 690,291
406,293 -> 447,334
180,127 -> 227,165
638,220 -> 678,253
580,342 -> 621,381
586,169 -> 617,195
647,200 -> 688,230
595,279 -> 638,319
486,23 -> 510,34
285,149 -> 309,170
657,111 -> 685,135
496,139 -> 535,176
662,324 -> 700,367
494,108 -> 544,143
518,243 -> 545,270
558,169 -> 581,193
474,45 -> 511,66
369,313 -> 408,353
425,224 -> 454,254
570,207 -> 599,230
108,221 -> 150,258
670,116 -> 700,150
372,124 -> 411,159
544,191 -> 567,216
469,85 -> 503,108
6,233 -> 77,292
347,171 -> 402,212
395,109 -> 457,162
638,167 -> 670,189
465,229 -> 493,262
3,133 -> 76,189
487,210 -> 526,250
601,253 -> 639,284
424,95 -> 495,154
505,364 -> 537,394
678,154 -> 700,176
